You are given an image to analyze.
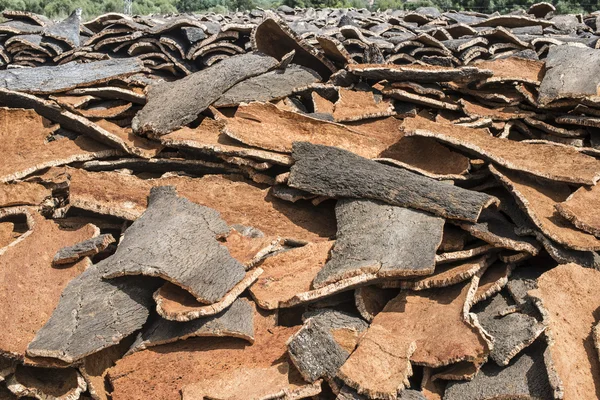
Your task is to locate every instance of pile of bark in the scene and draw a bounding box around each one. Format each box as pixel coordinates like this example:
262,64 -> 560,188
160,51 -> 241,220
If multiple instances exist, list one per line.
3,5 -> 600,400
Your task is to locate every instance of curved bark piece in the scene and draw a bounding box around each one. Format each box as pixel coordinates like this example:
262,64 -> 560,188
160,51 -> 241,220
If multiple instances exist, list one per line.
528,263 -> 600,400
128,298 -> 255,354
101,186 -> 245,304
132,52 -> 278,137
403,115 -> 600,185
313,199 -> 444,289
6,365 -> 86,400
0,181 -> 50,207
222,102 -> 391,159
0,208 -> 97,360
251,17 -> 335,79
0,107 -> 117,183
68,169 -> 335,243
288,142 -> 498,222
556,183 -> 600,237
435,243 -> 495,264
26,258 -> 161,363
347,63 -> 493,82
80,339 -> 134,400
489,165 -> 600,251
67,87 -> 146,104
0,58 -> 143,94
52,233 -> 115,265
215,65 -> 321,107
474,57 -> 544,86
354,286 -> 397,322
331,88 -> 395,122
43,9 -> 81,48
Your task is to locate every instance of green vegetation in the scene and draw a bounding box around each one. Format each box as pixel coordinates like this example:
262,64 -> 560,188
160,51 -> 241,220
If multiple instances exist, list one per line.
0,0 -> 597,20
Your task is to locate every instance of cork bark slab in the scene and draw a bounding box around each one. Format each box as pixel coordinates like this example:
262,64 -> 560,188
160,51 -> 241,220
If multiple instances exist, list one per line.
0,107 -> 117,183
128,298 -> 255,354
0,208 -> 97,360
403,115 -> 600,185
251,17 -> 336,80
132,52 -> 278,136
354,286 -> 398,322
0,181 -> 50,207
489,165 -> 600,251
287,310 -> 367,383
214,65 -> 321,107
67,87 -> 146,104
26,257 -> 160,363
0,58 -> 143,94
474,57 -> 544,86
100,186 -> 246,304
288,142 -> 497,222
460,99 -> 535,121
529,263 -> 600,399
160,117 -> 293,166
154,268 -> 263,321
538,46 -> 600,105
383,88 -> 461,111
347,64 -> 493,82
556,184 -> 600,237
67,169 -> 335,243
6,365 -> 86,400
52,233 -> 115,265
330,88 -> 395,122
444,340 -> 556,400
439,225 -> 470,252
313,199 -> 444,289
80,339 -> 134,400
108,312 -> 307,400
222,102 -> 391,159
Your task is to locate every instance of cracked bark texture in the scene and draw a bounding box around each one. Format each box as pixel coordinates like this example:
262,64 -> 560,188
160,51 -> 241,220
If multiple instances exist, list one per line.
101,186 -> 246,304
313,199 -> 444,288
288,142 -> 497,222
52,233 -> 114,265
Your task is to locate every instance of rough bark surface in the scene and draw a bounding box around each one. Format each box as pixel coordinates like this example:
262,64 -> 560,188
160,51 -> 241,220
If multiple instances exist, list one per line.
6,365 -> 86,400
556,184 -> 600,237
52,233 -> 114,265
347,63 -> 493,82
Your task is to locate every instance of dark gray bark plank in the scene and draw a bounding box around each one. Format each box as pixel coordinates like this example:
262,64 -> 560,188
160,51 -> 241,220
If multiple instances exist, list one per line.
52,234 -> 115,265
288,142 -> 498,222
132,52 -> 278,137
101,186 -> 246,304
26,259 -> 160,363
347,63 -> 493,82
313,199 -> 444,289
43,9 -> 81,48
0,58 -> 144,94
214,65 -> 321,107
128,298 -> 255,353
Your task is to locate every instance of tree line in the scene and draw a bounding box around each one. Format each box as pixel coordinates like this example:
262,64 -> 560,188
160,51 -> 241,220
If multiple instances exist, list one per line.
0,0 -> 597,20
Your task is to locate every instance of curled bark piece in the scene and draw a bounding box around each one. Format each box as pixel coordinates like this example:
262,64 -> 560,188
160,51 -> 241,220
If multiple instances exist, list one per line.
313,199 -> 444,289
404,115 -> 600,185
473,262 -> 515,304
67,87 -> 146,104
347,63 -> 493,82
0,58 -> 143,94
128,298 -> 255,354
556,184 -> 600,237
52,234 -> 114,266
288,142 -> 498,222
101,186 -> 246,304
435,243 -> 495,264
133,52 -> 278,136
43,9 -> 81,48
354,286 -> 397,322
6,365 -> 86,400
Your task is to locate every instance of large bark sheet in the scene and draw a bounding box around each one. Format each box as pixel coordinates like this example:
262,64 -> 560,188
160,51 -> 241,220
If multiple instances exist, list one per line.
313,199 -> 444,288
101,186 -> 246,304
133,52 -> 278,136
347,63 -> 493,82
556,184 -> 600,237
288,142 -> 497,222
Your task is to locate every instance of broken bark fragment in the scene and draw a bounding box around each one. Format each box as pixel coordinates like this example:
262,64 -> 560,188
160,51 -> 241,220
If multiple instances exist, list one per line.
67,86 -> 146,104
474,56 -> 544,86
128,298 -> 255,353
0,181 -> 50,207
222,102 -> 391,159
473,262 -> 515,304
313,199 -> 444,288
288,142 -> 498,222
80,339 -> 134,400
404,115 -> 600,185
101,186 -> 245,304
556,181 -> 600,237
354,286 -> 397,322
347,63 -> 493,82
133,52 -> 278,136
331,88 -> 395,122
6,365 -> 86,400
490,165 -> 600,251
52,234 -> 114,265
528,263 -> 600,399
214,65 -> 321,107
0,58 -> 143,94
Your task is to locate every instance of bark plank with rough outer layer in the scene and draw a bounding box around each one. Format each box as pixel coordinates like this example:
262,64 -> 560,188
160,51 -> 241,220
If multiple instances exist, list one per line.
528,263 -> 600,400
222,102 -> 392,159
346,63 -> 493,82
0,181 -> 50,207
0,208 -> 97,360
214,65 -> 321,107
132,52 -> 278,136
489,165 -> 600,251
474,57 -> 545,85
6,366 -> 87,400
0,58 -> 143,94
331,88 -> 395,122
0,107 -> 117,183
556,184 -> 600,237
52,233 -> 114,265
339,279 -> 490,398
288,142 -> 497,222
101,186 -> 246,304
128,298 -> 255,353
403,115 -> 600,185
312,199 -> 444,289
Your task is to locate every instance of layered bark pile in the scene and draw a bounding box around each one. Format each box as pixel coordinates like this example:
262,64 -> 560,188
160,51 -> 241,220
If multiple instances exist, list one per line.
3,4 -> 600,400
